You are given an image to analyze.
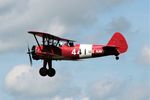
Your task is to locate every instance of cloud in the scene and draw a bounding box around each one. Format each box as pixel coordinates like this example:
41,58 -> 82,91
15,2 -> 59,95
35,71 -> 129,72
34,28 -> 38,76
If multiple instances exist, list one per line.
118,85 -> 150,100
86,78 -> 124,100
0,0 -> 127,53
106,17 -> 131,33
0,0 -> 18,14
47,18 -> 66,35
86,78 -> 150,100
0,40 -> 21,53
140,45 -> 150,65
5,65 -> 150,100
5,64 -> 81,100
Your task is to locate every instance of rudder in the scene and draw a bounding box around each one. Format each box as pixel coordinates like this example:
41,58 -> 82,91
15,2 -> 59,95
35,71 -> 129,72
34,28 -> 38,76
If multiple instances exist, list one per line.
107,32 -> 128,54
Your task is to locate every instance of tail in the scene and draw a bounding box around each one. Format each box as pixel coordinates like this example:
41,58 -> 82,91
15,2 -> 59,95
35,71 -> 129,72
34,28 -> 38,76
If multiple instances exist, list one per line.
107,32 -> 128,54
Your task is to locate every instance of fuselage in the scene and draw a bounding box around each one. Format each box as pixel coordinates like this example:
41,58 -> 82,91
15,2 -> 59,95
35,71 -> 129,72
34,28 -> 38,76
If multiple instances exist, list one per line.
27,31 -> 128,77
31,44 -> 116,60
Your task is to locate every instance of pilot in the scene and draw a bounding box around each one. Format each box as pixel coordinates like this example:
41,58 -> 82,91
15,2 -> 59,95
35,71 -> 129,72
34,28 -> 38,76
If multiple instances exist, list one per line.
68,42 -> 74,47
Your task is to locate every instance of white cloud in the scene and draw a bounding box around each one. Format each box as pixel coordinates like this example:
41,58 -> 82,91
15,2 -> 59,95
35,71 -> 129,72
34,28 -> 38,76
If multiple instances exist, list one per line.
106,17 -> 131,33
81,97 -> 90,100
47,18 -> 66,35
118,85 -> 150,100
5,65 -> 150,100
86,78 -> 124,100
0,0 -> 17,11
140,46 -> 150,65
85,78 -> 150,100
5,64 -> 81,100
0,0 -> 126,53
0,40 -> 20,53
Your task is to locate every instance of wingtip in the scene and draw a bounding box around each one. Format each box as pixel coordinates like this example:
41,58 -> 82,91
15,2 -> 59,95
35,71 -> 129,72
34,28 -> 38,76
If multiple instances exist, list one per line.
28,31 -> 34,33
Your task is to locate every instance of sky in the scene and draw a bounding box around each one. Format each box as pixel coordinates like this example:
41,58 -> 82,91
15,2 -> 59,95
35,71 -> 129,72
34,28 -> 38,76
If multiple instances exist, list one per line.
0,0 -> 150,100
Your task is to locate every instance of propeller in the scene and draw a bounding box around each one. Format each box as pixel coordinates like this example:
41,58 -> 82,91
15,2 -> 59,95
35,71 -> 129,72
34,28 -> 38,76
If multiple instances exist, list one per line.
27,45 -> 33,66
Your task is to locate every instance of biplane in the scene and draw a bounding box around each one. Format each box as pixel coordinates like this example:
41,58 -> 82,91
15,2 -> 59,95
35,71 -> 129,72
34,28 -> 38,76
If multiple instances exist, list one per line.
27,31 -> 128,77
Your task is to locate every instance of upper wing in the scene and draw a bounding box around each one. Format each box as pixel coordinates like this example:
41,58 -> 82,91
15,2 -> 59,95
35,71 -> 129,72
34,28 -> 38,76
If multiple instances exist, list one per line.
28,31 -> 76,42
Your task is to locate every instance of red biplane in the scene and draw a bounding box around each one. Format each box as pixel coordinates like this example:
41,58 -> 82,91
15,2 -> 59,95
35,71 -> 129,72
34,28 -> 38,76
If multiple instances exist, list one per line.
27,31 -> 128,77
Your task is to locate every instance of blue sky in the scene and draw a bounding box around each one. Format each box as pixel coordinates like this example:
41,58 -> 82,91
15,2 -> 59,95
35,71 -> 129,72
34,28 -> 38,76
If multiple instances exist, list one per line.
0,0 -> 150,100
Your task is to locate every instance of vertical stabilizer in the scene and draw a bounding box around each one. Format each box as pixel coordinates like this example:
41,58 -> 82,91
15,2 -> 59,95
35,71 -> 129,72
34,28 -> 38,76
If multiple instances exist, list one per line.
107,32 -> 128,53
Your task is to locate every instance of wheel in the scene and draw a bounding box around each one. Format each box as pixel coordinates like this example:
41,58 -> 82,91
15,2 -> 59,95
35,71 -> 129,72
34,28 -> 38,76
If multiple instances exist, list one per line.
39,67 -> 47,76
47,68 -> 56,77
116,56 -> 119,60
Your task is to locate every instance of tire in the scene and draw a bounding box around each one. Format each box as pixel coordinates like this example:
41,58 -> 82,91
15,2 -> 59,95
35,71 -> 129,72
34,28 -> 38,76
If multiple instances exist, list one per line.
116,56 -> 119,60
39,67 -> 47,76
47,68 -> 56,77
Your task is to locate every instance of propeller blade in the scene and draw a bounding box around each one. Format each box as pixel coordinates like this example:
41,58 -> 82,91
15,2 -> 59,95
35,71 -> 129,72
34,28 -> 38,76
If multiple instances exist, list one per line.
29,52 -> 32,66
27,45 -> 33,66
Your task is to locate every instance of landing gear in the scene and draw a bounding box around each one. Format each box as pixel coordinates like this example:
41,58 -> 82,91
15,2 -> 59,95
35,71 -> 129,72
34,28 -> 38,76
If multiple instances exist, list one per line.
39,67 -> 47,76
47,68 -> 56,77
115,56 -> 119,60
39,60 -> 56,77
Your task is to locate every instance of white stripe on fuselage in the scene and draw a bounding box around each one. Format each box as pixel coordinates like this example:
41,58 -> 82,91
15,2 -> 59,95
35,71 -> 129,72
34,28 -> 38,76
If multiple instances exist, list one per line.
79,44 -> 92,58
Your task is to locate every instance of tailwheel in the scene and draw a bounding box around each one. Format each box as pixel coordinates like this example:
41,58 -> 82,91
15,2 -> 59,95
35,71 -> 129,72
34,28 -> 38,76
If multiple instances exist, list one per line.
115,56 -> 119,60
39,67 -> 47,76
47,68 -> 56,77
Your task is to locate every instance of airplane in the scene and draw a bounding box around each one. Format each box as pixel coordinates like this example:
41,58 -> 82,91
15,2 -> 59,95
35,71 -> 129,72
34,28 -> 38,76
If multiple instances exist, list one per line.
27,31 -> 128,77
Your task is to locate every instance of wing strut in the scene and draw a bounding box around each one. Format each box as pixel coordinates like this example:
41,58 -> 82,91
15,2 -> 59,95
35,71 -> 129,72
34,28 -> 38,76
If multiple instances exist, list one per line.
33,34 -> 42,51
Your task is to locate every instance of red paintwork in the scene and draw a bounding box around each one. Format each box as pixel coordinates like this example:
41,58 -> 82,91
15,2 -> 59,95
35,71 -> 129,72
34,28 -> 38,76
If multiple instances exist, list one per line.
92,45 -> 104,57
61,44 -> 80,59
107,32 -> 128,53
28,31 -> 128,77
31,32 -> 128,61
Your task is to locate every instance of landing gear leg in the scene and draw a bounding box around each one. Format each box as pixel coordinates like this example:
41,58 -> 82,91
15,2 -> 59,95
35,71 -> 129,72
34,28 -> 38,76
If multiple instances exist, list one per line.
39,60 -> 56,77
47,60 -> 56,77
